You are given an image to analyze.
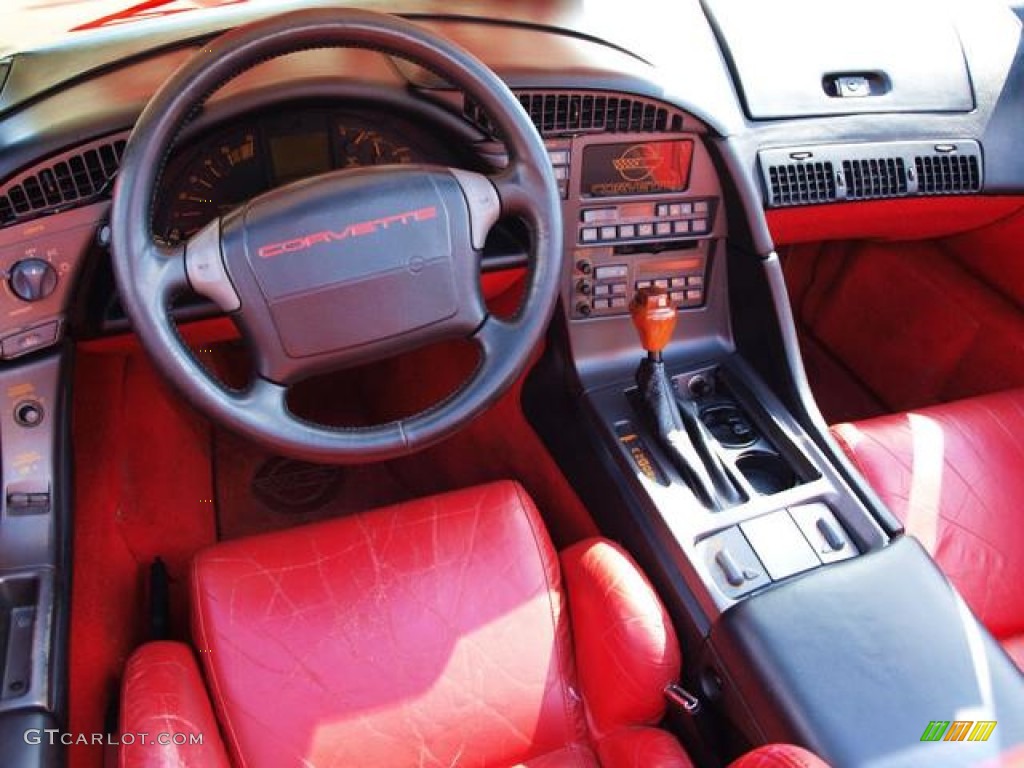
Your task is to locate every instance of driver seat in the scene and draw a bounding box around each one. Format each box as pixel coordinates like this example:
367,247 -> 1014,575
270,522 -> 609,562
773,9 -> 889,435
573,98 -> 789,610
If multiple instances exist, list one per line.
119,481 -> 825,768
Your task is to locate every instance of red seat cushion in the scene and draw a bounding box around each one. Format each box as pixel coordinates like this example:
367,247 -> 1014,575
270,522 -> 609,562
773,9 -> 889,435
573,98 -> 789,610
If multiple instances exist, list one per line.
121,480 -> 830,768
832,389 -> 1024,653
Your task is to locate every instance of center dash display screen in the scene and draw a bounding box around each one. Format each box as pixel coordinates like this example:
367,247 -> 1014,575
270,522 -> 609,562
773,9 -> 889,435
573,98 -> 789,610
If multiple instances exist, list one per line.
581,140 -> 694,197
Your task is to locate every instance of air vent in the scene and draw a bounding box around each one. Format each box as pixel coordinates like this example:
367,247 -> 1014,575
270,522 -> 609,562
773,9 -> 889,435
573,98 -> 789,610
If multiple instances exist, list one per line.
767,162 -> 836,206
465,90 -> 686,137
0,134 -> 128,228
759,140 -> 983,208
843,158 -> 908,200
915,154 -> 980,194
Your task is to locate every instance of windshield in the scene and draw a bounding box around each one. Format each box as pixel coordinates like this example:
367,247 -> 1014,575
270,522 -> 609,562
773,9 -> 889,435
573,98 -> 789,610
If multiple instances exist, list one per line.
3,0 -> 348,55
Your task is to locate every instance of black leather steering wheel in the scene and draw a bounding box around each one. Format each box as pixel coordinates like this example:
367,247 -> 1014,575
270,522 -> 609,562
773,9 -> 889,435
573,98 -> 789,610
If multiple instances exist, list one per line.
110,8 -> 562,463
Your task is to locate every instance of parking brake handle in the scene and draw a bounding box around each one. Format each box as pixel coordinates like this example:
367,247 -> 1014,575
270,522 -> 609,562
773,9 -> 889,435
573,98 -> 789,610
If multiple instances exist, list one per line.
629,289 -> 741,509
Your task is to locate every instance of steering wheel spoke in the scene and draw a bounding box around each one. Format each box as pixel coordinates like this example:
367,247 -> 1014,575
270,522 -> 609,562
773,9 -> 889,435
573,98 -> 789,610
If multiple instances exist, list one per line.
140,240 -> 189,305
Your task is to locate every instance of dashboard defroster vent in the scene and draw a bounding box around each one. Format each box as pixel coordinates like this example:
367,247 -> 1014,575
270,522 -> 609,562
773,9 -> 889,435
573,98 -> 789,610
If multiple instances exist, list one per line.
464,90 -> 686,138
0,135 -> 127,227
759,140 -> 983,208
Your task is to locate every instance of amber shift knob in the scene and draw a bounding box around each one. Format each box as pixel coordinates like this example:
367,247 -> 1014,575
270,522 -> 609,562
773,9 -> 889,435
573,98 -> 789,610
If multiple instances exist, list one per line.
629,287 -> 677,356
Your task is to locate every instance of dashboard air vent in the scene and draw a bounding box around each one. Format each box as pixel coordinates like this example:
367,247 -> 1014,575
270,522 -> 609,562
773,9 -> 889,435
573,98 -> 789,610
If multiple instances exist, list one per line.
843,158 -> 908,200
0,135 -> 127,227
767,161 -> 836,206
915,154 -> 980,194
464,90 -> 686,137
758,140 -> 983,208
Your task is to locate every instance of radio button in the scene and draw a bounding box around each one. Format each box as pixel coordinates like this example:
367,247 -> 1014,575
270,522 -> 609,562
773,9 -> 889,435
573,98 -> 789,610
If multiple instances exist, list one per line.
582,208 -> 615,223
594,265 -> 628,280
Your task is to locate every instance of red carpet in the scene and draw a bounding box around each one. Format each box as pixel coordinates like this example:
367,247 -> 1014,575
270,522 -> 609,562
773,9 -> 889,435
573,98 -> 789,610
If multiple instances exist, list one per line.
68,348 -> 217,768
781,200 -> 1024,420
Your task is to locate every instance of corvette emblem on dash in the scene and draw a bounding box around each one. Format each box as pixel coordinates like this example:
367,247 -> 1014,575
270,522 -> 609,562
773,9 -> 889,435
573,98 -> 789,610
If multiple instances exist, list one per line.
257,206 -> 438,259
611,144 -> 663,182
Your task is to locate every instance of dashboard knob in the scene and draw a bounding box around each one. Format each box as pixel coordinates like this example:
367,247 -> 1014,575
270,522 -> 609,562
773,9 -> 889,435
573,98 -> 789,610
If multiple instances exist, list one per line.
9,259 -> 57,302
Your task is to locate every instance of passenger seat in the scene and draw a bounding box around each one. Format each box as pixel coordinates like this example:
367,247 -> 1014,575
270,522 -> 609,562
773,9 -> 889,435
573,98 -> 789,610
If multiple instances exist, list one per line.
831,388 -> 1024,668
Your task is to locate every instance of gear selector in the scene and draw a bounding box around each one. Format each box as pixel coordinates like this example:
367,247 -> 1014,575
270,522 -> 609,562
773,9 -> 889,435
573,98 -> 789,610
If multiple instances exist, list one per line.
629,288 -> 742,509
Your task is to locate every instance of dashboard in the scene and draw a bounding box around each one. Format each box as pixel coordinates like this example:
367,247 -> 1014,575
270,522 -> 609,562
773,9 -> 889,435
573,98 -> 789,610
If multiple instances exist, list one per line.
0,0 -> 1019,369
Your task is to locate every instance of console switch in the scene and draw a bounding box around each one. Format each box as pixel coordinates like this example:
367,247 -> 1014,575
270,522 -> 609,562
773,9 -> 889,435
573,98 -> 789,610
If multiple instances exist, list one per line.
6,489 -> 51,515
702,526 -> 770,598
790,503 -> 858,564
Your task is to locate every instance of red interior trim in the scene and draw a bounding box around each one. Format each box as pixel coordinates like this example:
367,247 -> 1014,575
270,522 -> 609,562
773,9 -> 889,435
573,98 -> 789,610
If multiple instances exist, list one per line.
767,197 -> 1024,246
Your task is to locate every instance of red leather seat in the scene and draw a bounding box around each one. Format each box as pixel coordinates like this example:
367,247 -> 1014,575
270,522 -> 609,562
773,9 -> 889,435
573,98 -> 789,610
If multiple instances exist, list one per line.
832,389 -> 1024,668
119,480 -> 826,768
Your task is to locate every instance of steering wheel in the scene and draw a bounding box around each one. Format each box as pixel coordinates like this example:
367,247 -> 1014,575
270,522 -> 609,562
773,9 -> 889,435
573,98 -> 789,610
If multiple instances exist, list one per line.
110,8 -> 562,463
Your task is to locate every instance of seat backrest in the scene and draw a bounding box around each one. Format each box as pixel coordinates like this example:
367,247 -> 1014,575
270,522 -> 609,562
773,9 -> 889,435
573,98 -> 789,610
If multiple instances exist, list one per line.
832,388 -> 1024,638
191,481 -> 589,768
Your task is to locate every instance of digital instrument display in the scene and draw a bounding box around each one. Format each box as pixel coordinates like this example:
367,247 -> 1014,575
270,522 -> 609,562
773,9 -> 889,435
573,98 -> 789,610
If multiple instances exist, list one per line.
581,140 -> 694,198
270,131 -> 331,184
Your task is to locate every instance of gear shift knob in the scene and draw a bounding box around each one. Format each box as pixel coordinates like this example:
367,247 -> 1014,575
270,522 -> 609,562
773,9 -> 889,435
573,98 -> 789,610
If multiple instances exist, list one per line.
629,287 -> 676,357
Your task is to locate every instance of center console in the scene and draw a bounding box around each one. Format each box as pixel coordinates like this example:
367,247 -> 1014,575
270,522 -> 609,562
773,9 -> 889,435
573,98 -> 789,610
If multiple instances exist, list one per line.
538,123 -> 1024,766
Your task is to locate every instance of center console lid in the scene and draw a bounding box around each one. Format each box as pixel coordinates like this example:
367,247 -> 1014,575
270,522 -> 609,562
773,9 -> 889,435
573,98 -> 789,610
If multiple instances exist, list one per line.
707,536 -> 1024,766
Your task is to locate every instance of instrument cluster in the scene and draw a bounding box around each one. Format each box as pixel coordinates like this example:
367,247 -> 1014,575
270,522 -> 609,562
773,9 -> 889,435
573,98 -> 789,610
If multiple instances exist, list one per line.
154,106 -> 459,244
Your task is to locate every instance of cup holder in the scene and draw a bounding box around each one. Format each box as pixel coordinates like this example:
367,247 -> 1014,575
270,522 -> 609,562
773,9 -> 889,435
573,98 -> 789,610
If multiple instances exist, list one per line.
735,452 -> 796,495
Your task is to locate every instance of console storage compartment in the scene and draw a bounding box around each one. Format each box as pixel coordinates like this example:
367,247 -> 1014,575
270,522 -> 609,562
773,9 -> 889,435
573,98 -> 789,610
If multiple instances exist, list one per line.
705,537 -> 1024,766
